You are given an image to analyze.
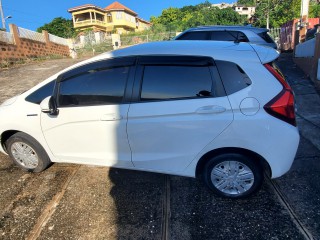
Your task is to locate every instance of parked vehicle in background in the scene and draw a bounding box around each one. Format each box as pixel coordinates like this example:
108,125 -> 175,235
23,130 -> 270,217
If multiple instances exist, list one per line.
0,41 -> 299,198
306,24 -> 320,40
175,25 -> 278,49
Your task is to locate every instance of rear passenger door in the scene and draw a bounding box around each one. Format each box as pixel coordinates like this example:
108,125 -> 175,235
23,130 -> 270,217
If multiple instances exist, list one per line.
127,56 -> 233,173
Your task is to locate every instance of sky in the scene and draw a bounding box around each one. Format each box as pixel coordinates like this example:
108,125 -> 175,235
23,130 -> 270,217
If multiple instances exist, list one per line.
1,0 -> 234,31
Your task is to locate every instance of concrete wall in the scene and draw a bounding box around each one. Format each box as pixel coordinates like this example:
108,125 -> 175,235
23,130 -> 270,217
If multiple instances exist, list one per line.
0,24 -> 70,64
280,18 -> 320,51
293,33 -> 320,84
295,38 -> 316,58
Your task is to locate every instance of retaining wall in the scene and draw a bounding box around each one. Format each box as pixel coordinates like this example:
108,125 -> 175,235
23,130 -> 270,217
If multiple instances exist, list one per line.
293,33 -> 320,84
0,24 -> 70,63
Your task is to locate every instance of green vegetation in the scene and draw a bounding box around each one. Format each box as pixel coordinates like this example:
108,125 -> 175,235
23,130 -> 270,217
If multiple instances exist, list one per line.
150,1 -> 246,31
240,0 -> 319,28
37,17 -> 76,38
0,55 -> 65,69
310,1 -> 320,18
150,0 -> 320,30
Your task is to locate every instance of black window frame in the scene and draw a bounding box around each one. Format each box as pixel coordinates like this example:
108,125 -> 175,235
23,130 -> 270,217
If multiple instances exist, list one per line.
131,56 -> 226,103
54,57 -> 136,108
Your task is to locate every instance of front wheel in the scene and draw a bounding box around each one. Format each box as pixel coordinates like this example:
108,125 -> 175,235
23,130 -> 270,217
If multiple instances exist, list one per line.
6,132 -> 52,173
203,153 -> 263,198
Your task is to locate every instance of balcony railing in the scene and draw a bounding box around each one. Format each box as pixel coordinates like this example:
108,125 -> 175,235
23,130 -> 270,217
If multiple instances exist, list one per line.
74,19 -> 106,28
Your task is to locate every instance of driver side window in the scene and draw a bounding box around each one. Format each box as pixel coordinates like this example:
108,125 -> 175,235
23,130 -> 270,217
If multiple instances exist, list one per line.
58,65 -> 130,107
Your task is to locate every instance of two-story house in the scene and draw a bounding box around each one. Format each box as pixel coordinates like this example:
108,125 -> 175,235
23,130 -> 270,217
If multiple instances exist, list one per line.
68,1 -> 151,37
233,5 -> 256,19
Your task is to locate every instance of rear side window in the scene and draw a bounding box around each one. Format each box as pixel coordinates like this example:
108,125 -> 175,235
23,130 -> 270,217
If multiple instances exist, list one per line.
58,66 -> 129,107
216,61 -> 252,95
25,80 -> 55,104
141,66 -> 213,101
257,32 -> 275,43
211,31 -> 249,42
176,31 -> 210,40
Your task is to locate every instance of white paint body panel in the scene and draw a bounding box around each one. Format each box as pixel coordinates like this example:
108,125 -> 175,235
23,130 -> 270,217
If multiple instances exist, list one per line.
40,104 -> 132,168
127,98 -> 233,173
0,41 -> 299,180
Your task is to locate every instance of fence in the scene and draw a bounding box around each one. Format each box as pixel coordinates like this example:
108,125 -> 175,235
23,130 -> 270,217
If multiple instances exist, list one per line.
49,33 -> 69,46
0,31 -> 14,44
18,27 -> 46,43
120,32 -> 176,46
269,28 -> 281,39
72,32 -> 113,56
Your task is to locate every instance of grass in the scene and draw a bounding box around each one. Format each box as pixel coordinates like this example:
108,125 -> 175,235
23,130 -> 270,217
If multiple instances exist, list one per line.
0,55 -> 66,70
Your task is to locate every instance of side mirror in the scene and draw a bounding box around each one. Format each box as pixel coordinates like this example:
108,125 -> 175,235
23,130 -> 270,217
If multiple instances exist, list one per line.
40,96 -> 59,116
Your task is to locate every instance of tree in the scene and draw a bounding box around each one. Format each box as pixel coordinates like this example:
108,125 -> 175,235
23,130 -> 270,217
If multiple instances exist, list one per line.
150,2 -> 245,31
252,0 -> 300,28
310,1 -> 320,18
37,17 -> 76,38
237,0 -> 255,6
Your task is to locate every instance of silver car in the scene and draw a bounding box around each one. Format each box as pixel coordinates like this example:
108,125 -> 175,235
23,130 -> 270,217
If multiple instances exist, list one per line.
175,25 -> 277,49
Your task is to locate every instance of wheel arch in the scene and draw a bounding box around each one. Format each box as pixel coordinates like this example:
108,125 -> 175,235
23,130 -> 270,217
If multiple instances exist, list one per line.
195,147 -> 271,178
1,130 -> 20,153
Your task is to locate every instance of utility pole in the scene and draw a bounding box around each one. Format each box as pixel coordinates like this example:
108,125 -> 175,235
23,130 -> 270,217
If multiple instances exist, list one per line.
266,0 -> 270,29
299,0 -> 310,42
0,0 -> 5,30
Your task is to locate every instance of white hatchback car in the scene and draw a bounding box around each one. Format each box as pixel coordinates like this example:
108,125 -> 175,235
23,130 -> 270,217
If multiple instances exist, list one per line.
0,41 -> 299,198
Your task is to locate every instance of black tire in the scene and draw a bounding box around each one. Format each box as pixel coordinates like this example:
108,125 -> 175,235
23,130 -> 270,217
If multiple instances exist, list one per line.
5,132 -> 52,173
203,153 -> 263,199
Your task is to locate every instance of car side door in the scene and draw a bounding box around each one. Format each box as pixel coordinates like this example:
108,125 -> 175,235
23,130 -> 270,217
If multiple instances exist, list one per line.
127,56 -> 233,174
40,57 -> 136,168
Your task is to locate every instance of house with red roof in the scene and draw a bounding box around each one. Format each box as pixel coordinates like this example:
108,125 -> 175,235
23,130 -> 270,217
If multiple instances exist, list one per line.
68,1 -> 151,35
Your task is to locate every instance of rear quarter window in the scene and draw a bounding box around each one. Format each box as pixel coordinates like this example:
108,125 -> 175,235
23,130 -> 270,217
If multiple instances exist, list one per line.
216,61 -> 252,95
211,31 -> 249,42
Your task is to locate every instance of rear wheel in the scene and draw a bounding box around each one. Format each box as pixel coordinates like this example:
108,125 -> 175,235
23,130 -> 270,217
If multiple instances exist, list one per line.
203,153 -> 263,198
6,132 -> 51,173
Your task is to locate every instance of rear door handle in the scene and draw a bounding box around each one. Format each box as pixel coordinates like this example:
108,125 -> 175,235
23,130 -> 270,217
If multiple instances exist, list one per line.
196,105 -> 226,114
100,113 -> 123,121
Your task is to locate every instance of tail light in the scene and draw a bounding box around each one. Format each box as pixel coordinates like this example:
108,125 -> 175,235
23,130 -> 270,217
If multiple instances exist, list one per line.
263,63 -> 296,126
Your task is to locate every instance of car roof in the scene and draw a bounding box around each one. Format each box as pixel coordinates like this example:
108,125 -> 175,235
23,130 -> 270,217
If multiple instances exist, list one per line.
80,41 -> 278,67
22,41 -> 279,97
39,41 -> 279,82
185,25 -> 269,33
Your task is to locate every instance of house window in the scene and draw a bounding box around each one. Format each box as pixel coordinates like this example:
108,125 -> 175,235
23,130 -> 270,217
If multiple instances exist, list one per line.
107,13 -> 113,23
116,11 -> 122,19
125,13 -> 130,21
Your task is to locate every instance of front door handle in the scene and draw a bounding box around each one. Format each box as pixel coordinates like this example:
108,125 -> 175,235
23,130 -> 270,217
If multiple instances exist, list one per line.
100,113 -> 123,121
196,105 -> 226,114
